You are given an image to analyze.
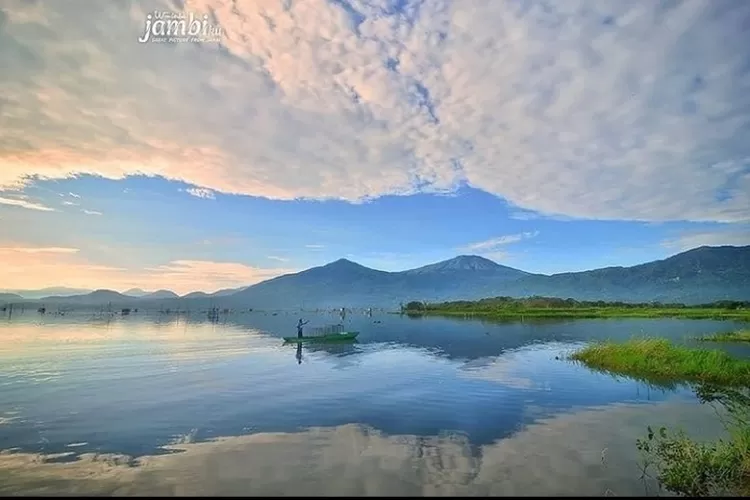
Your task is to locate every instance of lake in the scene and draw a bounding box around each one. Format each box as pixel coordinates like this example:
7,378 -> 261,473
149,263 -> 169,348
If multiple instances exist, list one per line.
0,310 -> 747,496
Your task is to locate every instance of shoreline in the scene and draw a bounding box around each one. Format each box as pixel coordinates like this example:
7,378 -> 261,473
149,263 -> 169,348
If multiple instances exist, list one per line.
408,308 -> 750,321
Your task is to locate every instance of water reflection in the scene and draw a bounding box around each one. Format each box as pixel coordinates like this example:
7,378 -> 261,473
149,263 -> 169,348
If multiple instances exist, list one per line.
4,309 -> 744,362
0,312 -> 746,495
0,400 -> 725,496
303,340 -> 359,357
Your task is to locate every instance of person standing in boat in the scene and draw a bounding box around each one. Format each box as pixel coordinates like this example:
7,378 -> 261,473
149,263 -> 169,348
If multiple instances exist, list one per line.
297,318 -> 309,339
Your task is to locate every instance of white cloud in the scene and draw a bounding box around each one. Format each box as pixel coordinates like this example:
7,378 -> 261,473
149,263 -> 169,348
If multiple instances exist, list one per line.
0,401 -> 718,496
1,0 -> 749,223
305,244 -> 325,250
62,200 -> 79,206
0,246 -> 79,254
81,209 -> 103,216
139,260 -> 295,293
464,231 -> 540,253
662,227 -> 750,251
508,210 -> 576,222
0,247 -> 296,295
184,187 -> 216,199
508,211 -> 541,221
0,196 -> 55,212
68,192 -> 80,198
267,255 -> 289,262
460,357 -> 535,390
460,231 -> 538,262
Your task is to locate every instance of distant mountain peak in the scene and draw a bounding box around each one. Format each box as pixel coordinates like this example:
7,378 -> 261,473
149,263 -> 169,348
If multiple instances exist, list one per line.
328,258 -> 359,266
0,287 -> 92,300
405,254 -> 507,274
448,255 -> 501,268
681,244 -> 749,256
143,289 -> 179,299
319,258 -> 372,271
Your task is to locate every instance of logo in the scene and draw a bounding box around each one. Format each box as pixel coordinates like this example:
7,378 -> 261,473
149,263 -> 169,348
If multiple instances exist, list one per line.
138,11 -> 223,44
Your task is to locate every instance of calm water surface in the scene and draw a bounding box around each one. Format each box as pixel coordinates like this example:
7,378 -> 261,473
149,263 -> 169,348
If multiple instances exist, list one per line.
0,310 -> 747,495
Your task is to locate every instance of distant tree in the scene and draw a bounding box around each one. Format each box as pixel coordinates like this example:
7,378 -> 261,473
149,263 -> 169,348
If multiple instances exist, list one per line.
405,301 -> 426,311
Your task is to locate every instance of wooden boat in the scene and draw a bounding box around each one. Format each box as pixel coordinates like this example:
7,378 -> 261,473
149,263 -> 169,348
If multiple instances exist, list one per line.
283,331 -> 359,343
283,323 -> 359,343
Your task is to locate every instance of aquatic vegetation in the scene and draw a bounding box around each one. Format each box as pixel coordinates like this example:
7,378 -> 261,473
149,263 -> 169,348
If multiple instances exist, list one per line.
636,386 -> 750,497
570,338 -> 750,387
698,329 -> 750,343
426,307 -> 750,320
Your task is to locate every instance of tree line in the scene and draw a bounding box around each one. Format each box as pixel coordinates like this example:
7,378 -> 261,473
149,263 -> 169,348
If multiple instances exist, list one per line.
400,296 -> 750,312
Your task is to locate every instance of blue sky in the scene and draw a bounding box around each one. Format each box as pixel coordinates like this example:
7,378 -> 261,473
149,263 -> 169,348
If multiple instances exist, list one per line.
0,0 -> 749,294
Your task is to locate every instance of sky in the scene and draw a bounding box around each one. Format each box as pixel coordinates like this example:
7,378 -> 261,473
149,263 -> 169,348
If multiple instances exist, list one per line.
0,0 -> 749,295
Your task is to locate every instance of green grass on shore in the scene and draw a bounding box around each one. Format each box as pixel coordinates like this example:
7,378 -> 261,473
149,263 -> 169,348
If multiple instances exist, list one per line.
570,338 -> 750,387
421,307 -> 750,320
698,330 -> 750,343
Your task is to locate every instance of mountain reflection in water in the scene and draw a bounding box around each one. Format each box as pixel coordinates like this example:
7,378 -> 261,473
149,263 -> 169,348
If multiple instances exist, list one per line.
0,312 -> 743,495
0,400 -> 725,496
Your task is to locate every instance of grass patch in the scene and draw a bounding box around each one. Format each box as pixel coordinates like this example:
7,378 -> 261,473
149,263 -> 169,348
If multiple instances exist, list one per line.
636,386 -> 750,496
699,330 -> 750,343
636,421 -> 750,496
570,338 -> 750,387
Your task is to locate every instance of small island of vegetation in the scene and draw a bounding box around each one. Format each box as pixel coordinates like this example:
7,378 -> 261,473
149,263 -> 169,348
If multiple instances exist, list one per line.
698,329 -> 750,343
570,338 -> 750,387
402,296 -> 750,320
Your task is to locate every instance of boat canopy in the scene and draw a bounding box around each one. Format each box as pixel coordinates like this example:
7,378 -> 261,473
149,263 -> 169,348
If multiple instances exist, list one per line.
308,324 -> 345,335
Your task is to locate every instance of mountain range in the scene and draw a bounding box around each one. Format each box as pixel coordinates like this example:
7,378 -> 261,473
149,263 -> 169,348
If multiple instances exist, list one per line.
3,245 -> 749,309
1,287 -> 240,302
0,287 -> 93,300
